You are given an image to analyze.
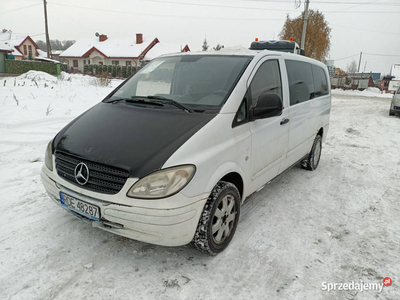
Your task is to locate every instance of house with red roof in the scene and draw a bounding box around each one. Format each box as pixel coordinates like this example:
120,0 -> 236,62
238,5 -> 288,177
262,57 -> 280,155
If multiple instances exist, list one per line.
0,29 -> 40,60
59,33 -> 190,72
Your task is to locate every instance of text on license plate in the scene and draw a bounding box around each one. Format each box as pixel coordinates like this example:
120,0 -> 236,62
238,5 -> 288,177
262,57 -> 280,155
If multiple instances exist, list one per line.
60,192 -> 100,221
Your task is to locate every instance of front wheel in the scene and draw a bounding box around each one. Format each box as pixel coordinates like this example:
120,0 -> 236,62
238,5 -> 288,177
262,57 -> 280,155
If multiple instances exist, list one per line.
301,135 -> 322,171
191,181 -> 241,255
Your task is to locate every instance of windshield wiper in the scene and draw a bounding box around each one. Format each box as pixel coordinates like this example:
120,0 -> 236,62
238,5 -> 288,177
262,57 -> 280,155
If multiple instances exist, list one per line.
106,96 -> 193,113
105,97 -> 164,106
147,95 -> 194,113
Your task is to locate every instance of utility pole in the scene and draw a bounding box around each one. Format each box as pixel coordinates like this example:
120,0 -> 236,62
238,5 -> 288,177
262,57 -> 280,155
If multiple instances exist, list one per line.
357,51 -> 362,73
300,0 -> 310,50
43,0 -> 52,58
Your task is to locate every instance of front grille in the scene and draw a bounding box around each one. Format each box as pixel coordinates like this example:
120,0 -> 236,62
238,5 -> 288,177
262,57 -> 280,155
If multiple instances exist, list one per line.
55,151 -> 130,195
394,106 -> 400,110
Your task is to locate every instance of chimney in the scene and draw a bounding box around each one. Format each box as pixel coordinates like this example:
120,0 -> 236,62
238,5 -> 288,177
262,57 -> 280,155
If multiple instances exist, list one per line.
99,34 -> 107,42
136,33 -> 143,44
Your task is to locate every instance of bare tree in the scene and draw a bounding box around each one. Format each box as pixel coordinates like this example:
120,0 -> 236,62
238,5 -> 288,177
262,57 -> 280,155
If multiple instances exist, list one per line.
346,60 -> 357,75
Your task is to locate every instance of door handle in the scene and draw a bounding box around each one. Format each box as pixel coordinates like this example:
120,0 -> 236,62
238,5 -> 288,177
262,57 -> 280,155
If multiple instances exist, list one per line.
280,118 -> 290,125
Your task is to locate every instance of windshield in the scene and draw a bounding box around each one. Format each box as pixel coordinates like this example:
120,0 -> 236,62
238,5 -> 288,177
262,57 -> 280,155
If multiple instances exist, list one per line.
106,55 -> 252,111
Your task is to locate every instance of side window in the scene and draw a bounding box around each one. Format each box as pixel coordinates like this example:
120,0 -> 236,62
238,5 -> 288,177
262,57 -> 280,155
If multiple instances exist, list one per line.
249,60 -> 282,108
312,65 -> 329,97
286,60 -> 314,106
236,100 -> 247,123
232,99 -> 248,128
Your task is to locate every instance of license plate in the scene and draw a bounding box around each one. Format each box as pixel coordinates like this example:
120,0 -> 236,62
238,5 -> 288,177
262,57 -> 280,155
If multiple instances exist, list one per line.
60,192 -> 100,221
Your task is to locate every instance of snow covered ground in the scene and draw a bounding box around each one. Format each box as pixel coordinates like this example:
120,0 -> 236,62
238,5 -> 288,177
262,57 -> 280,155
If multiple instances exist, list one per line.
0,72 -> 399,300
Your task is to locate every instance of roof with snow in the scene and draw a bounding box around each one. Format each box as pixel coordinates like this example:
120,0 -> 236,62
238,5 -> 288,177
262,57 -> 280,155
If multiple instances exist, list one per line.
37,49 -> 60,63
0,31 -> 39,56
0,40 -> 13,52
144,43 -> 190,61
60,36 -> 158,59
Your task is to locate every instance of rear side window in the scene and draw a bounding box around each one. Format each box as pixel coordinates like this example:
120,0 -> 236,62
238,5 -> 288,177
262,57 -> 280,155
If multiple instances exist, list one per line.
312,65 -> 329,97
249,60 -> 282,108
286,60 -> 314,106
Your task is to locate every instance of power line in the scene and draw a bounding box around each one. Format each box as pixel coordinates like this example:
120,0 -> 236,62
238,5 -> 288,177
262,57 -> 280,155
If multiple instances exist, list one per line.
143,0 -> 298,12
0,3 -> 41,15
333,54 -> 360,61
48,2 -> 285,21
241,0 -> 400,5
2,33 -> 45,42
48,1 -> 400,17
332,52 -> 400,62
364,53 -> 400,57
325,0 -> 384,14
331,23 -> 400,36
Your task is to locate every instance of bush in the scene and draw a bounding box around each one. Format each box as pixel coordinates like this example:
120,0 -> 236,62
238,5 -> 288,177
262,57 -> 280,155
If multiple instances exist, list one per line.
116,65 -> 122,77
89,72 -> 112,87
111,65 -> 117,78
5,59 -> 59,75
122,66 -> 127,78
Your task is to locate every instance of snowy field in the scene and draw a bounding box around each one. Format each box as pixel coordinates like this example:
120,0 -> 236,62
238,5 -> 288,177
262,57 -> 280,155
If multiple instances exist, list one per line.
0,72 -> 399,300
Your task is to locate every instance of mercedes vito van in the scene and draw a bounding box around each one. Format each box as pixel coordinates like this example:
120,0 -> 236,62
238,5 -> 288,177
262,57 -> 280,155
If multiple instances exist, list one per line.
41,46 -> 331,255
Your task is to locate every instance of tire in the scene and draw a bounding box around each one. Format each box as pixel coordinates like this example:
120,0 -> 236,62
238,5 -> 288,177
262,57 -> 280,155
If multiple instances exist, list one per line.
389,110 -> 394,116
191,181 -> 241,255
301,135 -> 322,171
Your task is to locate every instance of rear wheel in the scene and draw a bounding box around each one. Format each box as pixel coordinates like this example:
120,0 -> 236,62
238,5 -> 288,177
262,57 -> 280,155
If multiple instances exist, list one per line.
191,181 -> 240,255
301,135 -> 322,171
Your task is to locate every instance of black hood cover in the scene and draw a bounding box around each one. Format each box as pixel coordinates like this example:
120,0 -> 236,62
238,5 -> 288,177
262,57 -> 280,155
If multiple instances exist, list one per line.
54,102 -> 215,178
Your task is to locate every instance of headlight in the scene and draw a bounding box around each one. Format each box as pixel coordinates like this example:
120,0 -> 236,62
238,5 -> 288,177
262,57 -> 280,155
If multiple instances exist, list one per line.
127,165 -> 196,199
44,140 -> 53,171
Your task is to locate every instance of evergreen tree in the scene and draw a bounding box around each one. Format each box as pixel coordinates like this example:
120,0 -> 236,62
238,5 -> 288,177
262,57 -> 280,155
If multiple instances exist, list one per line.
213,44 -> 224,51
202,38 -> 209,51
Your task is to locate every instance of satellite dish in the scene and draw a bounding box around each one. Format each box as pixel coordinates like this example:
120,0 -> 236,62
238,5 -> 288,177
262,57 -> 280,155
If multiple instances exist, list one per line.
95,32 -> 99,37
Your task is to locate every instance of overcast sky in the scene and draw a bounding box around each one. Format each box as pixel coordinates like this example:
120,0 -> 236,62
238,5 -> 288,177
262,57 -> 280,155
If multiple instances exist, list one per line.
2,0 -> 400,74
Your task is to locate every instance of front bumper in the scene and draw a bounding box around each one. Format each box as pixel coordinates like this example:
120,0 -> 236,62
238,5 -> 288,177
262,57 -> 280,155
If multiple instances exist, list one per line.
41,165 -> 207,246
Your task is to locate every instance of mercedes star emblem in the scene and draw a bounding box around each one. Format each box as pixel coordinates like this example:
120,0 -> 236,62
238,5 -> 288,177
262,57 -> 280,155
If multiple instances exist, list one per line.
74,162 -> 89,185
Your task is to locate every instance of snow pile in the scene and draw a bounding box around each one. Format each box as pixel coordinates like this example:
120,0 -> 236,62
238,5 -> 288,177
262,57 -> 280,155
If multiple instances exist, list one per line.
16,70 -> 58,83
0,71 -> 122,128
331,87 -> 393,98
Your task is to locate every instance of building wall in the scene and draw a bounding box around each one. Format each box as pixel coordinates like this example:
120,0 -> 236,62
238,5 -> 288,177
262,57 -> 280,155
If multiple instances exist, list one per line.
17,39 -> 38,59
64,56 -> 139,72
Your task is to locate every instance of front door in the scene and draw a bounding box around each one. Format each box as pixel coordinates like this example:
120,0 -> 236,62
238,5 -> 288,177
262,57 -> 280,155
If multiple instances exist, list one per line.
249,58 -> 289,182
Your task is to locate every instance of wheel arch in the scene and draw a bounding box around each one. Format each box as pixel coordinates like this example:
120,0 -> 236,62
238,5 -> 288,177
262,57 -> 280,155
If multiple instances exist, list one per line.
317,127 -> 323,138
205,162 -> 246,201
220,172 -> 244,200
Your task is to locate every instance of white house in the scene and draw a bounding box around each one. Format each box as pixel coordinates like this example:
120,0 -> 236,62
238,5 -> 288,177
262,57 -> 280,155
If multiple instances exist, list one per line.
0,29 -> 40,60
60,33 -> 190,72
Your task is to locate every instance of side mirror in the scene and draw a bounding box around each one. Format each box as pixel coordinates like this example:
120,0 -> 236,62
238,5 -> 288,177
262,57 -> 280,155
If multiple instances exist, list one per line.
252,93 -> 283,119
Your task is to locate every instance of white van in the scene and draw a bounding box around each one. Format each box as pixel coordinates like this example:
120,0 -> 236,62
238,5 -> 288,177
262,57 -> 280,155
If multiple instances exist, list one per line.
41,47 -> 331,255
